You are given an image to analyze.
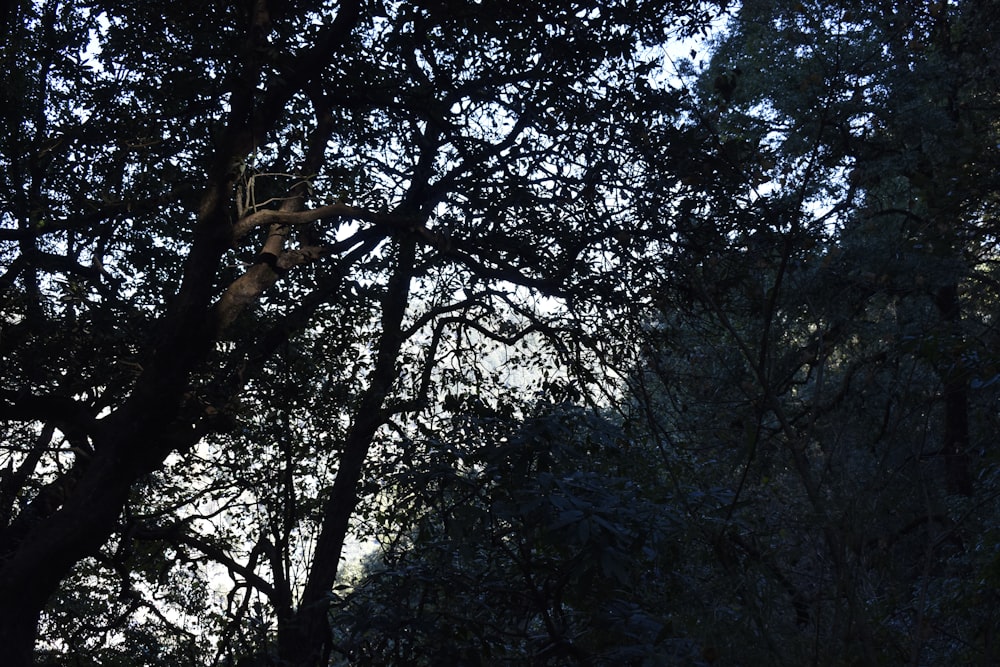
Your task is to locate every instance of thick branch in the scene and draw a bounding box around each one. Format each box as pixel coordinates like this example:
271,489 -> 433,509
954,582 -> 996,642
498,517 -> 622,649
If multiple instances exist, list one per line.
0,391 -> 96,437
231,203 -> 416,242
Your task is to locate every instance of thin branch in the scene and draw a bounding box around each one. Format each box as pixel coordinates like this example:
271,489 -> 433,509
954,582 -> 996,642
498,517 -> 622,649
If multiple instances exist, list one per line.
132,524 -> 276,600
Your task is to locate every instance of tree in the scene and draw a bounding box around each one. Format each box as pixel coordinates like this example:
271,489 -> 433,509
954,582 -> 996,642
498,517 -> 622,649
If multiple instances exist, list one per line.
0,0 -> 724,664
620,0 -> 1000,662
10,0 -> 999,664
333,402 -> 691,665
332,0 -> 1000,662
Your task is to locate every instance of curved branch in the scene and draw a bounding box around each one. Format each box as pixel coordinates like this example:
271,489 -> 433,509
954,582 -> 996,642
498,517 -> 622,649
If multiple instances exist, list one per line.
231,203 -> 417,242
132,524 -> 276,600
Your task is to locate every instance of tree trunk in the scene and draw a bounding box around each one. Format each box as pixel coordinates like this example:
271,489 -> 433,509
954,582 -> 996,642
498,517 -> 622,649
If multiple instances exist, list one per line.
277,238 -> 415,667
0,419 -> 178,665
0,3 -> 366,661
935,283 -> 974,497
0,601 -> 40,667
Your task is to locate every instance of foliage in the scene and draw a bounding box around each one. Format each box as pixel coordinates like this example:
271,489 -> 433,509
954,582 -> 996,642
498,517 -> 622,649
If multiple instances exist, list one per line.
3,0 -> 1000,665
1,0 -> 719,665
334,404 -> 695,665
618,0 -> 1000,663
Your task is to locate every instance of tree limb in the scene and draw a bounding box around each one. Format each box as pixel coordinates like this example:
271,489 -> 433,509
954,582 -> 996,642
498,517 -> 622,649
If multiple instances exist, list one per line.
231,203 -> 418,243
132,523 -> 276,600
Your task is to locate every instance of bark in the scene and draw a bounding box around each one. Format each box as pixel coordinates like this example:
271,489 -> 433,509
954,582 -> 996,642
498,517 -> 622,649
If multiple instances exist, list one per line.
0,198 -> 231,665
935,283 -> 974,497
0,423 -> 187,664
0,601 -> 39,667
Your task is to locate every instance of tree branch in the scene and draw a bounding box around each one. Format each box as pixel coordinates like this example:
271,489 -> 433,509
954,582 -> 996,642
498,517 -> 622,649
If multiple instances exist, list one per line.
0,391 -> 96,436
132,523 -> 276,600
231,203 -> 417,242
